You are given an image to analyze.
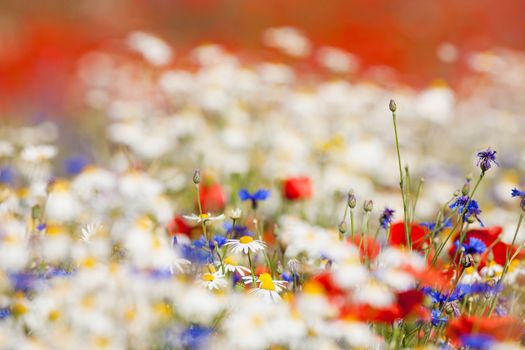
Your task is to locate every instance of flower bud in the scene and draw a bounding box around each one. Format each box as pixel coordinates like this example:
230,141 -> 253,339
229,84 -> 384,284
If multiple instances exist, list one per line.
453,190 -> 461,197
467,215 -> 475,224
461,254 -> 474,268
193,169 -> 201,184
338,221 -> 347,234
363,200 -> 374,212
462,182 -> 470,196
287,259 -> 300,275
389,99 -> 397,112
31,205 -> 41,221
347,190 -> 356,209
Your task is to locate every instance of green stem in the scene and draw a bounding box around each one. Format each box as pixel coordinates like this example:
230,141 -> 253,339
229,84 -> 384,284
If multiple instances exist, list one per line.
431,173 -> 484,266
392,107 -> 411,250
350,209 -> 355,241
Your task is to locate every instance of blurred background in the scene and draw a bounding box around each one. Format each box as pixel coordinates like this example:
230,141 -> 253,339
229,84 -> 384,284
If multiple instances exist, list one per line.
1,0 -> 525,236
2,0 -> 525,116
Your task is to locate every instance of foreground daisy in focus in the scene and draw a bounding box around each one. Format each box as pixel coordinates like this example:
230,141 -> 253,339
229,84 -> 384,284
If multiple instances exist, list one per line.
225,235 -> 266,255
246,273 -> 287,302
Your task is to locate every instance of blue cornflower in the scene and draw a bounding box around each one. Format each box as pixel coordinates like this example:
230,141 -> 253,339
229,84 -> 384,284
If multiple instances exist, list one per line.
223,222 -> 251,239
511,188 -> 525,211
460,334 -> 494,350
464,200 -> 483,226
44,268 -> 75,279
455,237 -> 486,255
511,188 -> 525,198
431,309 -> 448,326
180,243 -> 213,265
211,235 -> 227,249
64,155 -> 89,176
422,287 -> 462,304
449,195 -> 469,212
457,282 -> 502,296
0,167 -> 14,184
379,207 -> 395,229
421,218 -> 452,233
0,308 -> 11,320
450,196 -> 483,225
179,325 -> 212,350
476,148 -> 499,173
9,272 -> 41,293
239,188 -> 271,209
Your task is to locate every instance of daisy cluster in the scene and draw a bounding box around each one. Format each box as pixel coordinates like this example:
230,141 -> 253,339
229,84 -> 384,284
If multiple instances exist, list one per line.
0,28 -> 524,349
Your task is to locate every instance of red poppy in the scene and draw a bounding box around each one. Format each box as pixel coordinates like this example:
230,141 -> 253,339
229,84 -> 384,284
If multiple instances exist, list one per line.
446,315 -> 524,343
343,289 -> 424,323
389,222 -> 429,250
198,182 -> 227,213
311,271 -> 345,300
167,215 -> 192,236
348,235 -> 380,261
283,177 -> 312,200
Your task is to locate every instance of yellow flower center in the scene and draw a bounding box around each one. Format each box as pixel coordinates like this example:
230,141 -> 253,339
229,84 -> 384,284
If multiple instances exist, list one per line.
202,273 -> 215,282
240,236 -> 253,244
199,213 -> 210,220
259,273 -> 276,291
464,266 -> 475,274
224,256 -> 237,266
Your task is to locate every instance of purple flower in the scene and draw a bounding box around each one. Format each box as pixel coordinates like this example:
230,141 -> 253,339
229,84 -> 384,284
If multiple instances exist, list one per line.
476,148 -> 499,173
379,207 -> 395,229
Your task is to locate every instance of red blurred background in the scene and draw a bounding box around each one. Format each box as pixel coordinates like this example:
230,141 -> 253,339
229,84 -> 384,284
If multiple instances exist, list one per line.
1,0 -> 524,115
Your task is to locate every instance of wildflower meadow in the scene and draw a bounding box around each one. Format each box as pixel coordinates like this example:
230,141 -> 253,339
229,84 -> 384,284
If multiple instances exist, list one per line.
1,4 -> 525,349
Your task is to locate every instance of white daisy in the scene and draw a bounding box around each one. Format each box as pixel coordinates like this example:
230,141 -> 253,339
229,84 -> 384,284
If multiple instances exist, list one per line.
480,261 -> 503,280
225,235 -> 266,255
221,256 -> 251,276
199,269 -> 228,291
459,266 -> 482,284
248,273 -> 287,302
183,213 -> 225,224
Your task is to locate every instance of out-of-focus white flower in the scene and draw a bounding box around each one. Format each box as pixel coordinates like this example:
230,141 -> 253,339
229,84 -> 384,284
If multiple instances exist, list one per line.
326,320 -> 382,349
353,279 -> 395,308
126,31 -> 173,66
45,180 -> 82,222
41,225 -> 72,262
317,47 -> 359,73
332,259 -> 368,290
20,145 -> 57,162
436,42 -> 459,63
263,26 -> 311,58
0,141 -> 14,157
200,268 -> 228,290
415,84 -> 455,124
